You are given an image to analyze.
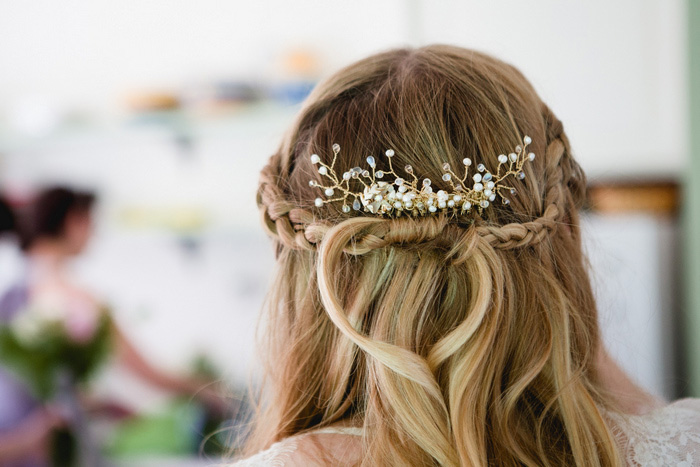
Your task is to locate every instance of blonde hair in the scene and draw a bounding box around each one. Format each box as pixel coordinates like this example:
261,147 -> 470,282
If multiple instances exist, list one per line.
247,45 -> 622,466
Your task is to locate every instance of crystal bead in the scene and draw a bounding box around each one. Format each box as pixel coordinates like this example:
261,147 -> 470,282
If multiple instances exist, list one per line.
528,152 -> 535,161
442,162 -> 450,171
325,188 -> 334,196
518,172 -> 526,180
367,156 -> 376,166
524,135 -> 532,144
398,185 -> 407,193
395,178 -> 404,185
315,198 -> 323,207
404,165 -> 413,174
332,143 -> 340,152
455,184 -> 463,191
480,200 -> 489,208
498,154 -> 508,164
483,173 -> 493,182
423,178 -> 431,186
385,149 -> 395,157
318,166 -> 328,175
515,145 -> 522,153
509,153 -> 517,162
310,154 -> 320,164
362,170 -> 370,177
352,199 -> 361,211
308,180 -> 315,187
473,173 -> 482,183
442,173 -> 451,181
477,163 -> 486,172
342,204 -> 351,213
463,158 -> 472,166
424,186 -> 433,194
510,188 -> 516,194
376,170 -> 384,178
504,198 -> 510,205
343,172 -> 351,180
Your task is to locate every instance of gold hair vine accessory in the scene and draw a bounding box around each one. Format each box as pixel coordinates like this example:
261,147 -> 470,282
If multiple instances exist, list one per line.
309,136 -> 535,217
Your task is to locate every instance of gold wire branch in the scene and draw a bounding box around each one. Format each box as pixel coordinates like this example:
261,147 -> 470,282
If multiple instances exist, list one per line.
309,136 -> 535,217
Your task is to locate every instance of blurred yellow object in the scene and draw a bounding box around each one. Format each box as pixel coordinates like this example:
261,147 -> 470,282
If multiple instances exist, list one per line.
118,206 -> 208,233
125,92 -> 181,112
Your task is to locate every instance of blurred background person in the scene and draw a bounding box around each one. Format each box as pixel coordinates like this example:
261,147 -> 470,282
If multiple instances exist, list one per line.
0,187 -> 227,465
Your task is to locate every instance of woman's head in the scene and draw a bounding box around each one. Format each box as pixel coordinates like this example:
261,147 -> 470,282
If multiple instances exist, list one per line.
251,45 -> 619,466
19,186 -> 96,254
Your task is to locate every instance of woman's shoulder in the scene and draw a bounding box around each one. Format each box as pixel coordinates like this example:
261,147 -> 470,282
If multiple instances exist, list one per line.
608,397 -> 700,466
227,427 -> 362,467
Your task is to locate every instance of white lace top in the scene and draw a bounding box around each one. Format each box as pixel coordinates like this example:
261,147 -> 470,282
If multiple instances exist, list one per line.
229,398 -> 700,466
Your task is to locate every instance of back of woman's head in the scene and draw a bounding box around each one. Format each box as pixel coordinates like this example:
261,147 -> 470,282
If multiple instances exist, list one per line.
251,45 -> 620,466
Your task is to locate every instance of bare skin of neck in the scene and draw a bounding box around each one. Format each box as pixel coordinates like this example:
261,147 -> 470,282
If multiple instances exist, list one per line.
595,346 -> 665,415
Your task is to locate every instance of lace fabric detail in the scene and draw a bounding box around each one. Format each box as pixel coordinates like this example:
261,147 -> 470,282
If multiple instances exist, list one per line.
605,398 -> 700,467
229,401 -> 700,466
229,427 -> 362,467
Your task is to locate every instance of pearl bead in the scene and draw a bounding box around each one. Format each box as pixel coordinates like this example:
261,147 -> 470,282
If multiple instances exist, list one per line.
342,204 -> 351,213
405,200 -> 413,207
442,173 -> 451,181
447,200 -> 455,207
484,189 -> 492,197
325,188 -> 334,196
509,153 -> 517,162
395,178 -> 404,185
310,154 -> 320,164
308,180 -> 315,187
318,166 -> 328,175
394,202 -> 402,209
489,194 -> 496,201
463,158 -> 472,166
474,183 -> 483,191
376,170 -> 384,178
343,172 -> 351,180
385,149 -> 395,157
424,186 -> 433,194
438,201 -> 447,208
374,195 -> 382,201
524,136 -> 532,145
428,205 -> 437,212
315,198 -> 323,207
463,201 -> 472,210
528,152 -> 535,161
473,173 -> 482,183
498,154 -> 508,164
454,195 -> 462,202
398,185 -> 407,193
332,144 -> 340,152
487,181 -> 495,189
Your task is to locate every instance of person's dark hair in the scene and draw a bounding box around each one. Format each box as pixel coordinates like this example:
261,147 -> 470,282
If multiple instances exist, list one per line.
19,186 -> 96,250
0,197 -> 15,235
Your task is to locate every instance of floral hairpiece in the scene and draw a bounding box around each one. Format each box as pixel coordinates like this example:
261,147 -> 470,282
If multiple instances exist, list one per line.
309,136 -> 535,217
